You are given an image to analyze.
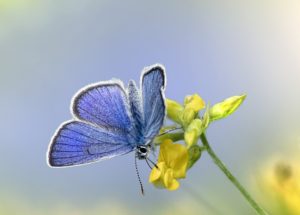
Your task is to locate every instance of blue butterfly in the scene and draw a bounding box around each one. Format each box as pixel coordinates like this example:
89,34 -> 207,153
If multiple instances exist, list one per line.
47,64 -> 166,169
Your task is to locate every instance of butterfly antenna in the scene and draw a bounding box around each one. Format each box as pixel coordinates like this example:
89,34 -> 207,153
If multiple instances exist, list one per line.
146,158 -> 159,169
135,155 -> 144,196
145,158 -> 153,170
157,127 -> 182,137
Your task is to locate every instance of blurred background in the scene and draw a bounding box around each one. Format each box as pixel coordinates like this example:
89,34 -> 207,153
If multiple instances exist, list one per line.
1,0 -> 300,214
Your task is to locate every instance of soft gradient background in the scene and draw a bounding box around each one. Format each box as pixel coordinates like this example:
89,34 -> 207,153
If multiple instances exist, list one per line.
1,0 -> 300,214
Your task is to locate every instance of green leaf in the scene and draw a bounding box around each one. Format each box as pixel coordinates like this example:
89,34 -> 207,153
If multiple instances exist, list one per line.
209,94 -> 246,121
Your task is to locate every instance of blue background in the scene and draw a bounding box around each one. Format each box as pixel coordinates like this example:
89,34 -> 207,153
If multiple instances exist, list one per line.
1,0 -> 300,214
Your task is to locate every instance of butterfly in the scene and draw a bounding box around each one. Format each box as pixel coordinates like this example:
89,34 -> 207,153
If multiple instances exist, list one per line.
47,64 -> 166,177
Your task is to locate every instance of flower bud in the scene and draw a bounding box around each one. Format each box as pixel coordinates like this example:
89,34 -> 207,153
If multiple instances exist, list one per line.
184,119 -> 202,147
209,94 -> 246,121
202,105 -> 210,130
187,145 -> 202,169
166,99 -> 184,124
180,108 -> 197,128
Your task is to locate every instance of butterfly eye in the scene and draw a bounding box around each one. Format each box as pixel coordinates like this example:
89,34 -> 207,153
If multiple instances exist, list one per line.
139,147 -> 147,154
136,146 -> 149,160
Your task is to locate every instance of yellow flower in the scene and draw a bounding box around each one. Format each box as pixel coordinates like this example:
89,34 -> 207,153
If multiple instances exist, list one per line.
149,139 -> 188,191
166,94 -> 205,128
184,94 -> 205,112
256,157 -> 300,214
182,94 -> 205,128
165,94 -> 206,147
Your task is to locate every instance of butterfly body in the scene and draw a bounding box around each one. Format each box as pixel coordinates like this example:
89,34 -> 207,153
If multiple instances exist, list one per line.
47,64 -> 166,167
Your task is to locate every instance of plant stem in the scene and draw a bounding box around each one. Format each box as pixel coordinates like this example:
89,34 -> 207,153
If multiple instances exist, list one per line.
200,133 -> 267,215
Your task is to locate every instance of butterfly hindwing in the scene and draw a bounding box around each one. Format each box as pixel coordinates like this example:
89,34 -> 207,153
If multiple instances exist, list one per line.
48,121 -> 134,167
128,80 -> 144,143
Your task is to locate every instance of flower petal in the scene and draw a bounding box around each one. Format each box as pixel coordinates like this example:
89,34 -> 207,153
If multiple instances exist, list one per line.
172,152 -> 188,179
180,108 -> 196,128
184,94 -> 205,112
184,129 -> 197,147
163,169 -> 180,191
149,162 -> 165,182
159,140 -> 187,167
159,140 -> 188,178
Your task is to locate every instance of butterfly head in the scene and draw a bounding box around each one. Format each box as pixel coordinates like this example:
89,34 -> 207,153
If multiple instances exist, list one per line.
136,145 -> 150,160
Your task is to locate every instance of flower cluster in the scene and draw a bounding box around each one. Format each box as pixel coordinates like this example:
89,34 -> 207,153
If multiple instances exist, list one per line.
150,93 -> 246,190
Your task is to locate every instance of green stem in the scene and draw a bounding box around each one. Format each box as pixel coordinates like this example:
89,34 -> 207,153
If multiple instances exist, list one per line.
200,133 -> 267,215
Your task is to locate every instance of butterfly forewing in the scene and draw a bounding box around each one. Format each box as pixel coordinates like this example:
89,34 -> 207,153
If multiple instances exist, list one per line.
72,82 -> 133,131
141,65 -> 166,142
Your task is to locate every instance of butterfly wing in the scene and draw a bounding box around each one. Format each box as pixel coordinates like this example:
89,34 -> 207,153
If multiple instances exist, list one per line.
127,80 -> 144,143
71,81 -> 132,131
48,81 -> 136,167
48,121 -> 134,167
141,64 -> 166,142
